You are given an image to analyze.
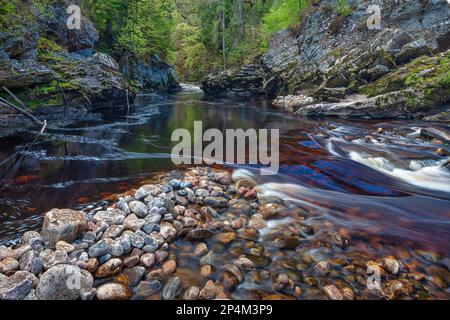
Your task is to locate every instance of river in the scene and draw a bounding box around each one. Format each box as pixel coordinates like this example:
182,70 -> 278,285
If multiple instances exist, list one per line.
1,86 -> 449,299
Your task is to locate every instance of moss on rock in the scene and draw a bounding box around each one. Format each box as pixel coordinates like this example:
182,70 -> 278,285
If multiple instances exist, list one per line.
360,51 -> 450,109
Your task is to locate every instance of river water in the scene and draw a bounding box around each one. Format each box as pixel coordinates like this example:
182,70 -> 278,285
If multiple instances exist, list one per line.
0,86 -> 449,298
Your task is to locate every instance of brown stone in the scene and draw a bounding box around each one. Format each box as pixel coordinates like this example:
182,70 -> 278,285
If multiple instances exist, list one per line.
200,264 -> 214,277
162,260 -> 177,275
96,283 -> 131,300
95,258 -> 122,278
217,232 -> 236,245
199,280 -> 217,300
123,255 -> 140,268
221,272 -> 238,291
324,285 -> 344,300
194,243 -> 208,256
0,257 -> 19,273
86,258 -> 99,273
42,209 -> 87,248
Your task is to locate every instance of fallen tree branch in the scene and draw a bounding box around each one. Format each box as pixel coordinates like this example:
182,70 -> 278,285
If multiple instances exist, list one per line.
51,74 -> 68,119
2,86 -> 28,112
126,89 -> 130,114
0,98 -> 44,126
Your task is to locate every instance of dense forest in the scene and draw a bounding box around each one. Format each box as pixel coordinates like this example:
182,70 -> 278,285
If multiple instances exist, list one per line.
79,0 -> 312,81
0,0 -> 356,81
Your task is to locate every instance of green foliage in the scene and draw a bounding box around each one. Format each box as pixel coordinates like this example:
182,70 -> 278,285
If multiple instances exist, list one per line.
171,0 -> 310,81
0,0 -> 54,34
86,0 -> 175,59
37,37 -> 65,63
0,0 -> 17,32
262,0 -> 307,35
172,22 -> 212,82
336,0 -> 353,17
360,52 -> 450,109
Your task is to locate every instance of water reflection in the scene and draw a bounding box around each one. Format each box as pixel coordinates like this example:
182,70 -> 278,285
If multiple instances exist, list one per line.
0,88 -> 449,257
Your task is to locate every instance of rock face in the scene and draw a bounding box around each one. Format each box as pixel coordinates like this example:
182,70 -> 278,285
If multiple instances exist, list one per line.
36,264 -> 93,300
0,0 -> 179,123
202,64 -> 265,97
202,0 -> 450,119
121,55 -> 181,92
262,0 -> 449,96
42,209 -> 87,248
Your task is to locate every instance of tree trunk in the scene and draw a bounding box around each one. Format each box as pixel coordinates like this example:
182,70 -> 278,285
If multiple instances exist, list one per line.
222,7 -> 226,69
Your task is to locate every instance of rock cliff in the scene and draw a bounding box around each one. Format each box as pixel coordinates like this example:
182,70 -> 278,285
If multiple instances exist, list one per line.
202,0 -> 450,119
0,0 -> 179,117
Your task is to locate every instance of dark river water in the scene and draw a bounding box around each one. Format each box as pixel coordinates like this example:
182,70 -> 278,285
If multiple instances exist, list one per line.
0,86 -> 449,283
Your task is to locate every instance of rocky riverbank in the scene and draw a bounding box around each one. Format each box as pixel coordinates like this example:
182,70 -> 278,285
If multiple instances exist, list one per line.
0,0 -> 180,130
1,166 -> 449,300
202,0 -> 450,120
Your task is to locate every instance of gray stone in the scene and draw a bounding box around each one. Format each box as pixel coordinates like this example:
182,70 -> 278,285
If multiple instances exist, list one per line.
110,243 -> 124,257
124,214 -> 145,231
162,276 -> 181,300
396,39 -> 433,64
102,225 -> 124,239
96,283 -> 131,300
204,197 -> 229,208
144,213 -> 161,225
21,231 -> 43,245
134,280 -> 161,298
88,239 -> 110,257
130,234 -> 145,249
135,185 -> 162,200
93,209 -> 126,225
128,201 -> 148,218
80,287 -> 97,300
19,251 -> 43,275
36,264 -> 93,300
0,271 -> 36,300
42,250 -> 68,270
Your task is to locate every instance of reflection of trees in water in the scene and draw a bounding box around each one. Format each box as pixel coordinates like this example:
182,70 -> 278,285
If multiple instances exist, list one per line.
0,93 -> 290,242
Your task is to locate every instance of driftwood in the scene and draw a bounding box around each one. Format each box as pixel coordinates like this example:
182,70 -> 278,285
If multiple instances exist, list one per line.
126,89 -> 130,114
50,74 -> 68,119
2,86 -> 28,112
0,97 -> 44,126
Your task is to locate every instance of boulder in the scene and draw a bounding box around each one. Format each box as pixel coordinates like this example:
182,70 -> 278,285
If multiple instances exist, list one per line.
36,264 -> 93,300
202,64 -> 265,97
93,209 -> 126,225
46,0 -> 99,52
92,53 -> 119,70
121,54 -> 180,92
272,95 -> 315,113
42,209 -> 87,248
96,283 -> 131,300
396,40 -> 433,64
0,271 -> 36,300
